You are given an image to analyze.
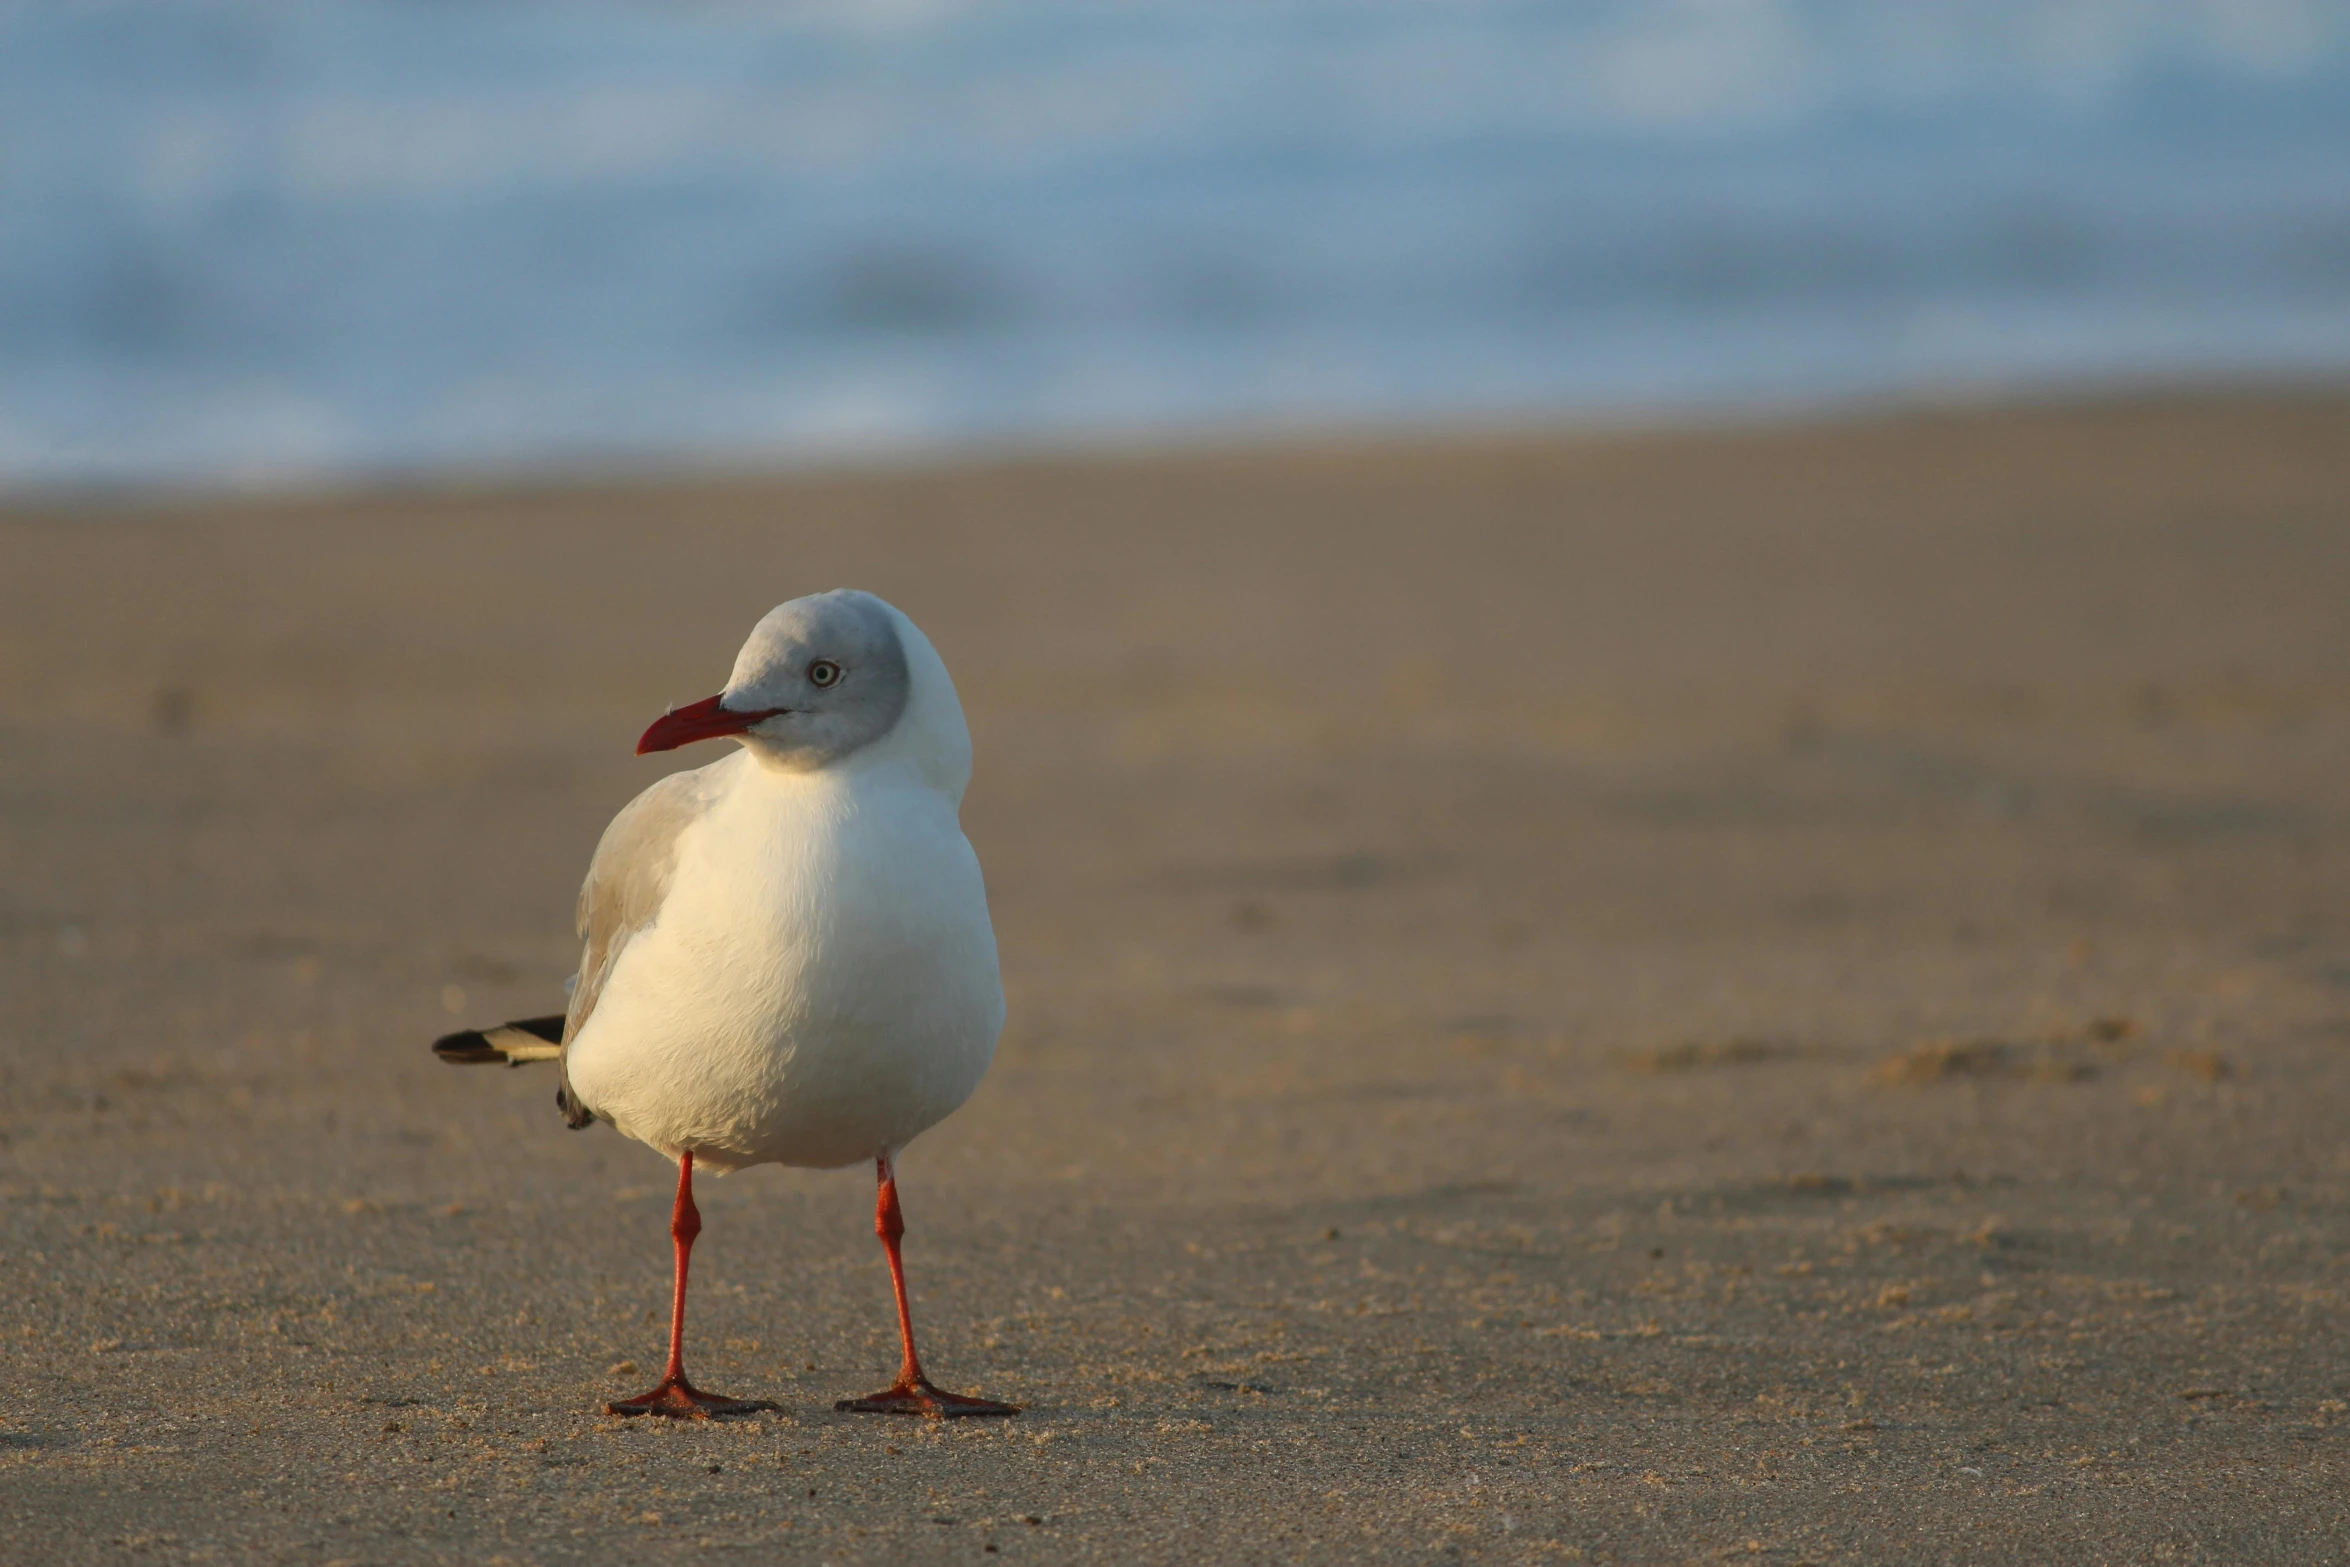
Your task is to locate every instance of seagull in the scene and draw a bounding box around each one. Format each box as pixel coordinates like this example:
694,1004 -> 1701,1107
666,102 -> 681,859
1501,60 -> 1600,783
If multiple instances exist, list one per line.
433,590 -> 1017,1420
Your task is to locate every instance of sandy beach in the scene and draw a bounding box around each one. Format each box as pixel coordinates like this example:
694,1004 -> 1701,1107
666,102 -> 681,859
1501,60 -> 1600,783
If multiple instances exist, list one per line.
4,391 -> 2349,1563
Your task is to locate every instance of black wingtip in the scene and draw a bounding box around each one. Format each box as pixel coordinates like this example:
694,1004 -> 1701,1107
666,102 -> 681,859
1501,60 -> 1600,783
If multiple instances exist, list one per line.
432,1028 -> 505,1065
434,1015 -> 566,1066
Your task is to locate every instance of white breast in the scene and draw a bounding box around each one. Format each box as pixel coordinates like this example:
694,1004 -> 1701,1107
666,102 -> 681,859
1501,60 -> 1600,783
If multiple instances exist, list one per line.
564,755 -> 1005,1172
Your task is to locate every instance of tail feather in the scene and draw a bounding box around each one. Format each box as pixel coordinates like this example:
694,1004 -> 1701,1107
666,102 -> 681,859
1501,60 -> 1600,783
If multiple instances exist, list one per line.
432,1015 -> 565,1067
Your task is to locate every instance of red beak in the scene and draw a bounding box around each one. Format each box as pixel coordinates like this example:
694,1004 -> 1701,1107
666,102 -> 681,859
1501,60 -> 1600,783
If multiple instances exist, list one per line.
635,693 -> 787,756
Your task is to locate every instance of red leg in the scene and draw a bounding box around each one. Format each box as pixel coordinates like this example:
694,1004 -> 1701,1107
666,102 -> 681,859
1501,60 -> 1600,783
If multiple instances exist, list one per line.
835,1152 -> 1019,1418
607,1150 -> 777,1419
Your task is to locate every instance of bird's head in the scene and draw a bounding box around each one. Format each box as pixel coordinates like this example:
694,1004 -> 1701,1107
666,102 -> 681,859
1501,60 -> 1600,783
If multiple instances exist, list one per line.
636,589 -> 916,773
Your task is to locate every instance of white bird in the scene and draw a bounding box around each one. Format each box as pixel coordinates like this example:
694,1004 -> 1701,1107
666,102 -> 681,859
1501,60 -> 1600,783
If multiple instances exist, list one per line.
434,590 -> 1016,1420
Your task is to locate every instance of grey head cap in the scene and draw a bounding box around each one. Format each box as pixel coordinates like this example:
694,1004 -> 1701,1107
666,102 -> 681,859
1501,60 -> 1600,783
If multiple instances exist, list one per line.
723,590 -> 912,771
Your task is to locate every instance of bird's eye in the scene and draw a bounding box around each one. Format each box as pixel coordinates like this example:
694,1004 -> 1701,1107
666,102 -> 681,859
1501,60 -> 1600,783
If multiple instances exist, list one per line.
807,660 -> 842,688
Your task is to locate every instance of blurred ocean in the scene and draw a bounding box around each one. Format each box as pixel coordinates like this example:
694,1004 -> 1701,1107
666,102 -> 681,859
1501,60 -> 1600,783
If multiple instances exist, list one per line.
5,0 -> 2349,489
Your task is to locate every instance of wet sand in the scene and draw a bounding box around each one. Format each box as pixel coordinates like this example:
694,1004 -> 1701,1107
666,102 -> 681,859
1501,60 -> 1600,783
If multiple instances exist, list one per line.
4,392 -> 2350,1563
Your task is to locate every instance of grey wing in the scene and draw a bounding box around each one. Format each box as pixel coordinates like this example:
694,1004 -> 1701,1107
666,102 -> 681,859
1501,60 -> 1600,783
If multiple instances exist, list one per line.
554,761 -> 722,1128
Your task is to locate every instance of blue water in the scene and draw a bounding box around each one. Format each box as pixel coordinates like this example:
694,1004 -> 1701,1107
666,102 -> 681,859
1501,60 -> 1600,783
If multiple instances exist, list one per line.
5,1 -> 2349,489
